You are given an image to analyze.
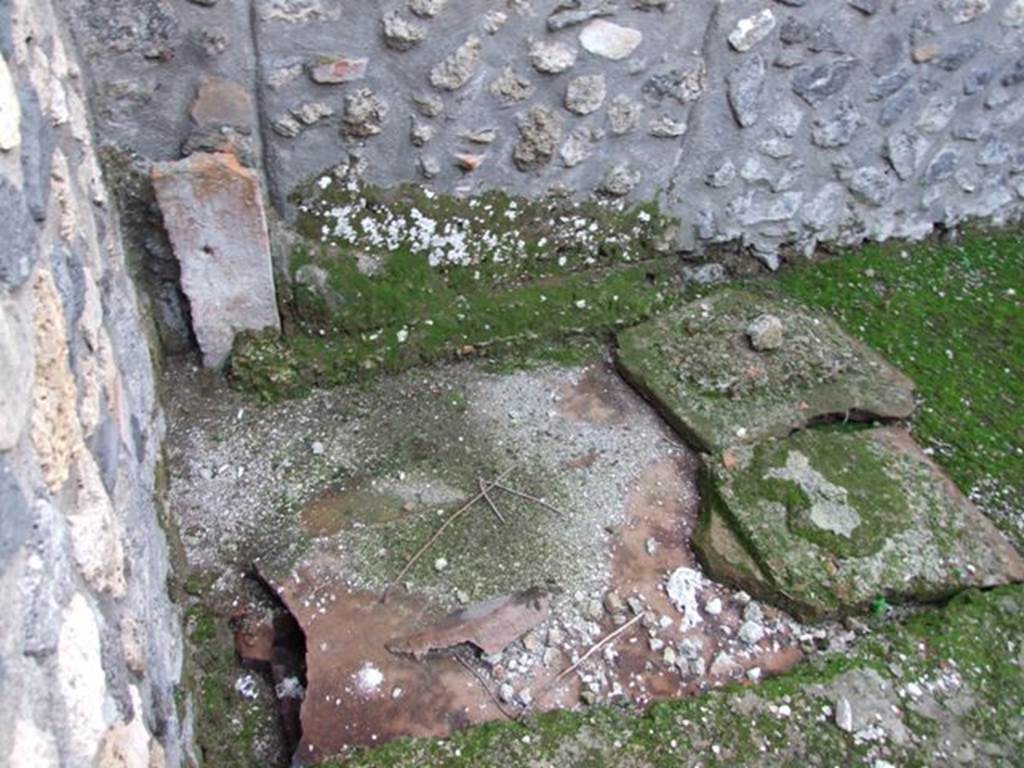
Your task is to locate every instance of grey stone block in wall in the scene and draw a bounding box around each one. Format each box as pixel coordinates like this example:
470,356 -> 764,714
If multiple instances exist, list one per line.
0,178 -> 35,288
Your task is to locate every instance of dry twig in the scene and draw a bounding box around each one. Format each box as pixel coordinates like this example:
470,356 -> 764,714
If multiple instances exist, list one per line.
492,482 -> 564,516
555,613 -> 643,682
382,467 -> 515,601
478,477 -> 507,525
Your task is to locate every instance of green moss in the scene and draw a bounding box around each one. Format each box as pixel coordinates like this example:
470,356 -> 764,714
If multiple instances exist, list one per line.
615,289 -> 915,452
229,175 -> 683,402
185,603 -> 277,768
741,432 -> 910,560
775,227 -> 1024,549
231,258 -> 683,402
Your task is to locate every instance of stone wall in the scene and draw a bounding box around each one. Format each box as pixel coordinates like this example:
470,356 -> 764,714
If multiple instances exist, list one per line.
0,1 -> 183,766
68,0 -> 1024,276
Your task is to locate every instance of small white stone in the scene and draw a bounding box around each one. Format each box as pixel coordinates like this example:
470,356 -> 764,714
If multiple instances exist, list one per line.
311,441 -> 325,455
579,20 -> 643,60
704,597 -> 723,616
433,557 -> 448,571
747,666 -> 762,682
738,620 -> 765,645
728,9 -> 776,52
835,696 -> 854,732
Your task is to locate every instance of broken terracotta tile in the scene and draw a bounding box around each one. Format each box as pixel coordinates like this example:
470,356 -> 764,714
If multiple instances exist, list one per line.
387,587 -> 551,659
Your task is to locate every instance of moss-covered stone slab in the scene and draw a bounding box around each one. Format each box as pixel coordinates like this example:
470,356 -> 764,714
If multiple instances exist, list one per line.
693,427 -> 1024,620
615,290 -> 916,452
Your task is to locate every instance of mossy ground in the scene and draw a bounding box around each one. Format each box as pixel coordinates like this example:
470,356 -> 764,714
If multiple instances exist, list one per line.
305,226 -> 1023,766
196,215 -> 1023,766
774,228 -> 1024,550
230,180 -> 683,401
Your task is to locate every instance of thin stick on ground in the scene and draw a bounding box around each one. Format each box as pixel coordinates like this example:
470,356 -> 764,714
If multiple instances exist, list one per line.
492,482 -> 564,517
478,478 -> 507,525
555,613 -> 644,682
382,466 -> 515,602
454,653 -> 517,721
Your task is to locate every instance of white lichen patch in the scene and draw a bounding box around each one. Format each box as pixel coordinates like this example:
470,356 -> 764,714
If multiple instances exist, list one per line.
766,450 -> 862,538
354,663 -> 384,696
665,567 -> 705,630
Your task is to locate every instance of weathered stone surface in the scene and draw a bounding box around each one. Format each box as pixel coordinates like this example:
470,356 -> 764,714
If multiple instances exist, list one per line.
1004,0 -> 1024,26
0,54 -> 20,152
916,95 -> 957,134
408,0 -> 447,17
923,146 -> 959,184
0,295 -> 33,452
811,97 -> 862,148
579,19 -> 643,60
847,166 -> 895,206
976,136 -> 1012,167
740,191 -> 802,226
151,152 -> 280,367
565,74 -> 606,115
706,158 -> 737,188
746,314 -> 784,351
616,290 -> 915,452
728,9 -> 776,52
513,105 -> 563,171
608,94 -> 642,134
188,76 -> 253,130
381,11 -> 426,51
934,39 -> 981,71
490,67 -> 534,103
694,428 -> 1024,620
727,54 -> 766,128
409,116 -> 433,147
648,115 -> 687,138
342,88 -> 388,137
0,178 -> 36,289
560,126 -> 601,167
945,0 -> 990,23
792,58 -> 857,106
885,130 -> 928,180
307,55 -> 368,84
867,68 -> 910,101
30,269 -> 80,491
548,1 -> 616,31
529,40 -> 577,74
1002,57 -> 1024,87
643,59 -> 707,103
429,35 -> 481,91
598,162 -> 640,196
802,183 -> 847,232
878,87 -> 916,127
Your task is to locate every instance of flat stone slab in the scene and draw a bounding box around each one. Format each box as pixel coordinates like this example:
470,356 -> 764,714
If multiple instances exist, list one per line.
152,152 -> 280,368
616,290 -> 916,452
693,427 -> 1024,620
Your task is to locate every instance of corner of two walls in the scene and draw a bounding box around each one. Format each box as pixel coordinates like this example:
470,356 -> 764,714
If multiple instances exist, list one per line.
0,1 -> 186,766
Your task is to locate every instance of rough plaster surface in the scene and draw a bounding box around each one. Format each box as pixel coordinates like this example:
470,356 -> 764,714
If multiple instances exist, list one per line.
67,0 -> 1024,274
0,0 -> 183,765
